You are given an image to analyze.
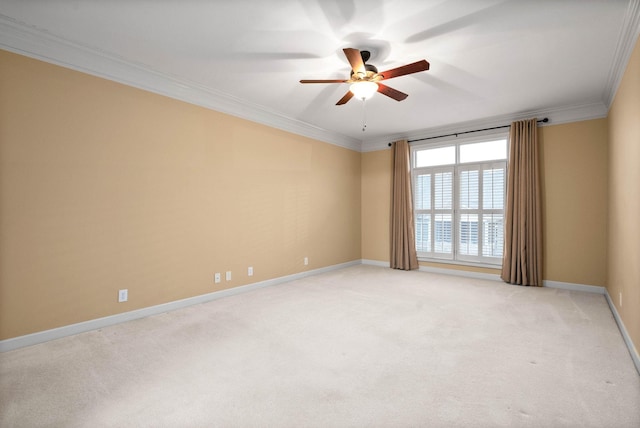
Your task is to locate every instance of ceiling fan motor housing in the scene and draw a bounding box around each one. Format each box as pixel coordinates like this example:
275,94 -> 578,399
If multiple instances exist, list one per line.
351,65 -> 379,79
364,63 -> 378,73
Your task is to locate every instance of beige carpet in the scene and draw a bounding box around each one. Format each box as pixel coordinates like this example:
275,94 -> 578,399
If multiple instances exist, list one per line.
1,265 -> 639,427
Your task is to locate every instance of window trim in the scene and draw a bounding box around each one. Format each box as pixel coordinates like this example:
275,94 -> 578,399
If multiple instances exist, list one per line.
411,132 -> 509,268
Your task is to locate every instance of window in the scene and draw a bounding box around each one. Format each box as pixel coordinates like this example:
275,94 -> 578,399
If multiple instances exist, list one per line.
412,135 -> 508,266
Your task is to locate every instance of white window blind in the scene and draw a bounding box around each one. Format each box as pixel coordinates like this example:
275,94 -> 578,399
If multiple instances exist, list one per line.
411,135 -> 507,266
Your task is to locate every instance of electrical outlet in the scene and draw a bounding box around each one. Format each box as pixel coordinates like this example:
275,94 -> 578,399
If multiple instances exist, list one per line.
304,257 -> 308,266
226,271 -> 232,281
248,266 -> 253,276
214,273 -> 221,284
118,289 -> 128,303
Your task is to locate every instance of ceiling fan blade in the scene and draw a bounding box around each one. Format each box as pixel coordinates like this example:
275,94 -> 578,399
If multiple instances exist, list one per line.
379,60 -> 430,80
377,83 -> 408,101
343,48 -> 365,75
300,79 -> 347,84
336,91 -> 354,105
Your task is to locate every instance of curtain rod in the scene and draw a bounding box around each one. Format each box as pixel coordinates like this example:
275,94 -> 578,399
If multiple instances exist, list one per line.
388,117 -> 549,146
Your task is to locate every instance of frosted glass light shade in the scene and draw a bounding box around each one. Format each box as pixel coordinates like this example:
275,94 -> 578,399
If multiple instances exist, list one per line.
350,81 -> 378,100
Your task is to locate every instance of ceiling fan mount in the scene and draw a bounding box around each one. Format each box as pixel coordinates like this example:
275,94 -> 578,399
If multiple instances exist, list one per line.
351,52 -> 378,79
300,48 -> 430,105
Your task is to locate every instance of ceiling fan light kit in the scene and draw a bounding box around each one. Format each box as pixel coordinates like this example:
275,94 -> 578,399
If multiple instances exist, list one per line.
350,81 -> 379,100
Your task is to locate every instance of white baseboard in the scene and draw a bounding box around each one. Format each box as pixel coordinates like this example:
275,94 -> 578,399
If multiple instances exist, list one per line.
418,265 -> 502,282
4,258 -> 638,378
361,259 -> 389,267
363,261 -> 639,375
362,259 -> 503,282
0,260 -> 361,353
542,280 -> 606,294
604,290 -> 640,376
543,280 -> 638,375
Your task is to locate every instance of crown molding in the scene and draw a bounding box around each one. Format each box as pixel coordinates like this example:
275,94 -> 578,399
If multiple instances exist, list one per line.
2,3 -> 636,155
0,15 -> 363,152
602,0 -> 640,108
363,0 -> 640,153
361,101 -> 609,152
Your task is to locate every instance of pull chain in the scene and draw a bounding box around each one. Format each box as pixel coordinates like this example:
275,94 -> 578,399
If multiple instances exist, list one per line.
361,97 -> 367,132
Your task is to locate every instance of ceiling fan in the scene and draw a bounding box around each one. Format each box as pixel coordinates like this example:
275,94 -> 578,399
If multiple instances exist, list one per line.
300,48 -> 430,105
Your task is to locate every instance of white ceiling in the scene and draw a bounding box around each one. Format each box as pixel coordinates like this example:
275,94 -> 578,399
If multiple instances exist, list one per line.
1,0 -> 639,151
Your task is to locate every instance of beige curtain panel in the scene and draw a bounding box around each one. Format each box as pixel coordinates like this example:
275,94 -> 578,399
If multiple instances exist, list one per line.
501,118 -> 543,286
390,140 -> 419,271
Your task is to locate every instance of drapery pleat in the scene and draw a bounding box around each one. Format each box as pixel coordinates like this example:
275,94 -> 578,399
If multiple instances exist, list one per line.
390,140 -> 419,270
501,118 -> 543,286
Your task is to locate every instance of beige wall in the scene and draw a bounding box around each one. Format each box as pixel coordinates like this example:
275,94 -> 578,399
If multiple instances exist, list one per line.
607,36 -> 640,355
0,50 -> 361,340
1,38 -> 637,358
360,120 -> 610,284
361,149 -> 391,262
539,119 -> 609,286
